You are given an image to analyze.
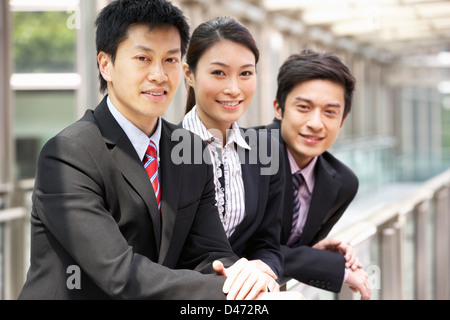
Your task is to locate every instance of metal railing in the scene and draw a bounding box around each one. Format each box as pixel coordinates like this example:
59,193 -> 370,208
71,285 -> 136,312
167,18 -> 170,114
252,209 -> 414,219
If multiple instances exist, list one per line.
1,170 -> 449,300
0,180 -> 33,300
285,168 -> 450,300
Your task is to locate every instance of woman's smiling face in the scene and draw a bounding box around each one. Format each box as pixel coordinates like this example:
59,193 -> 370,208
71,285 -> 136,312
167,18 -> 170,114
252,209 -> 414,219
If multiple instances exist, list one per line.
184,39 -> 257,134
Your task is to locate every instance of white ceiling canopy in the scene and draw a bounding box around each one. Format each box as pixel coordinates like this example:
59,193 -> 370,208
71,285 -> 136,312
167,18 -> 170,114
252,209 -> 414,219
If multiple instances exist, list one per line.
10,0 -> 80,11
261,0 -> 450,57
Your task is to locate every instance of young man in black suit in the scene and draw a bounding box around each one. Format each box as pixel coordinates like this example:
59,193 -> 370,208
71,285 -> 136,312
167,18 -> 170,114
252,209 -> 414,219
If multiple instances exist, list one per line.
18,0 -> 272,300
263,49 -> 371,299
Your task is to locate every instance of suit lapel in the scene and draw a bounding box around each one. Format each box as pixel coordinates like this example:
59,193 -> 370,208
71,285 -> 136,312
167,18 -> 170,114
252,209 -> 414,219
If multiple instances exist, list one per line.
265,120 -> 342,245
230,134 -> 259,243
298,154 -> 341,245
158,120 -> 183,264
281,147 -> 294,243
93,98 -> 162,251
241,163 -> 258,224
265,121 -> 293,243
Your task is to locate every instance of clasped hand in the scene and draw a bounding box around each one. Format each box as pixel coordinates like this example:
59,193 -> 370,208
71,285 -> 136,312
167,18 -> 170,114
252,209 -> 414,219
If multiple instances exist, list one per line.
213,258 -> 278,300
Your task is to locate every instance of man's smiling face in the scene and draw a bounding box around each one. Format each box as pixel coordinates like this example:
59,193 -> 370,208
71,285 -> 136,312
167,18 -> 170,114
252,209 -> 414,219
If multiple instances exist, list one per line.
98,24 -> 182,136
275,79 -> 347,168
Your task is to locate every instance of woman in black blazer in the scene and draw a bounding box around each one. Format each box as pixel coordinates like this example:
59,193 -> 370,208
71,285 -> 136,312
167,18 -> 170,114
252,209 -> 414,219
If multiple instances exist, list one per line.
181,17 -> 284,289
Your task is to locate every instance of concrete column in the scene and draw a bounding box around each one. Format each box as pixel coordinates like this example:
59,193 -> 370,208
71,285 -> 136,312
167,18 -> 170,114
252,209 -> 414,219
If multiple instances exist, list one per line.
0,0 -> 14,208
76,0 -> 103,117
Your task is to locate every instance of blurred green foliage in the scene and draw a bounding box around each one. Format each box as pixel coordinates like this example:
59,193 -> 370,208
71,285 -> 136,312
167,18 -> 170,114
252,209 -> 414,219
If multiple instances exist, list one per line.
13,11 -> 76,73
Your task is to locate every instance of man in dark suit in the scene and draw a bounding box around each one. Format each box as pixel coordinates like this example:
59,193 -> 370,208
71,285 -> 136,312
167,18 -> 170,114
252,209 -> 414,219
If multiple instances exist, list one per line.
18,0 -> 271,300
262,49 -> 371,299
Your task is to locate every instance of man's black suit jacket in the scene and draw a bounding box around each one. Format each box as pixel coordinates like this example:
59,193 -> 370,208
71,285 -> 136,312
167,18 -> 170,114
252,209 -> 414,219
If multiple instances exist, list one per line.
262,120 -> 359,293
19,97 -> 238,300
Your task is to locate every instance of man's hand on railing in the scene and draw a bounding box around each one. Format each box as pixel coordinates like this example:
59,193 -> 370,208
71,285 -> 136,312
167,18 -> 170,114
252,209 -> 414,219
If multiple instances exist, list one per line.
345,267 -> 372,300
312,238 -> 363,271
313,238 -> 371,299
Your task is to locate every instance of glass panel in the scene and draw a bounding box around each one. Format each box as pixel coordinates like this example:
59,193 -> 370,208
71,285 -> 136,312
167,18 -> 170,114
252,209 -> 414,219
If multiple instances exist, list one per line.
332,136 -> 397,197
12,11 -> 76,73
13,90 -> 77,180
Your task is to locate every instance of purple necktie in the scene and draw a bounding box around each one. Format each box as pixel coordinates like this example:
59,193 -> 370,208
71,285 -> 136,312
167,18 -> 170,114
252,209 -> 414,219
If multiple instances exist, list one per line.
291,173 -> 303,232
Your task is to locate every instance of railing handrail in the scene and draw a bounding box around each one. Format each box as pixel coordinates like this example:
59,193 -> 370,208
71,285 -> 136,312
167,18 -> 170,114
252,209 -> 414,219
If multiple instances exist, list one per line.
331,168 -> 450,246
0,207 -> 27,223
0,183 -> 13,196
284,168 -> 450,299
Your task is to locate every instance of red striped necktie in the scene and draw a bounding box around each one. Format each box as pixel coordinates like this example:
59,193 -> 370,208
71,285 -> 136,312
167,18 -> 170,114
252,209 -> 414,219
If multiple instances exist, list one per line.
143,140 -> 161,214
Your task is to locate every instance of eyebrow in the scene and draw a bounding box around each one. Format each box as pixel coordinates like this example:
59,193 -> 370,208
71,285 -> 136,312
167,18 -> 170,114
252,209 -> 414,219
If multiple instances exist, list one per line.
294,96 -> 342,108
134,45 -> 181,55
210,61 -> 256,69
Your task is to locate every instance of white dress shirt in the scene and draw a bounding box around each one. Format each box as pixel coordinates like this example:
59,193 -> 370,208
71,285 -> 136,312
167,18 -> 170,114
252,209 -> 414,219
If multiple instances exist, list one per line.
182,106 -> 251,238
107,96 -> 161,167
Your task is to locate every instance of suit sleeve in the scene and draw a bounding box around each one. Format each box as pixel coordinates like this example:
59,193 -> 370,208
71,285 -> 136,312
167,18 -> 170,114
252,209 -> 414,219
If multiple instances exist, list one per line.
33,134 -> 228,300
281,244 -> 346,293
176,150 -> 239,273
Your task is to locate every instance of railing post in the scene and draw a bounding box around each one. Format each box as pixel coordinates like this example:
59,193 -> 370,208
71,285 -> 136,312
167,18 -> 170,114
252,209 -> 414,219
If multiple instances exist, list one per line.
380,220 -> 403,300
0,208 -> 27,300
434,186 -> 450,300
3,216 -> 27,299
414,200 -> 430,300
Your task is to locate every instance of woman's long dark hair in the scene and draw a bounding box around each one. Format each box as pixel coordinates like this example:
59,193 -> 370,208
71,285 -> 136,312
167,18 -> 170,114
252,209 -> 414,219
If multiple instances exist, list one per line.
184,16 -> 259,114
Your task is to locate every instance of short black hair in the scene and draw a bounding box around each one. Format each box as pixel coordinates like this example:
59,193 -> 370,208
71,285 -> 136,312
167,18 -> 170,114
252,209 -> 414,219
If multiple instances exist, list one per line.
276,49 -> 356,120
95,0 -> 190,93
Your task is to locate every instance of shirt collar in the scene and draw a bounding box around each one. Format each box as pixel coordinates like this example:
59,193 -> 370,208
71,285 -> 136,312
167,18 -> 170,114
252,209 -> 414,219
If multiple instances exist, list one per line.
287,147 -> 317,194
228,122 -> 251,150
183,106 -> 251,150
107,96 -> 161,161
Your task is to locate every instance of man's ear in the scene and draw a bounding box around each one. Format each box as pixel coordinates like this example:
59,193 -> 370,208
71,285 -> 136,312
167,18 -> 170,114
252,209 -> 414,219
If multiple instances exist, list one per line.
98,51 -> 112,82
183,63 -> 194,86
273,99 -> 283,121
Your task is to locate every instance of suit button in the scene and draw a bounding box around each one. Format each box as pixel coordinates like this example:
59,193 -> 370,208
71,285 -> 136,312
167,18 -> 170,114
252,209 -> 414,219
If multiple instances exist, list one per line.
309,280 -> 315,286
